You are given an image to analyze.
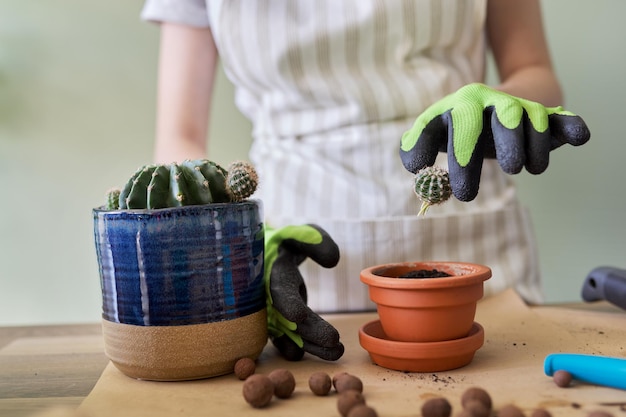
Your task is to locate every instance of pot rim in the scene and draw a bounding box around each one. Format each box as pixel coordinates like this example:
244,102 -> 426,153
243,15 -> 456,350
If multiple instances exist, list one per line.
360,261 -> 491,289
93,199 -> 262,216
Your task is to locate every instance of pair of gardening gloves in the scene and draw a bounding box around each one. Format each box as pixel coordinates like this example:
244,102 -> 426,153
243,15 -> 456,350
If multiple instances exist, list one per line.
400,83 -> 591,201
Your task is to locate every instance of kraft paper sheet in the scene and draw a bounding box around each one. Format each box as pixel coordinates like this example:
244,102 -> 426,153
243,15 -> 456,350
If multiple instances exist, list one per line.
78,289 -> 626,417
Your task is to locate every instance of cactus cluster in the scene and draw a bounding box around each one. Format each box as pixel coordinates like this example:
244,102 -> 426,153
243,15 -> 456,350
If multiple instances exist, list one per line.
105,159 -> 258,210
414,166 -> 452,216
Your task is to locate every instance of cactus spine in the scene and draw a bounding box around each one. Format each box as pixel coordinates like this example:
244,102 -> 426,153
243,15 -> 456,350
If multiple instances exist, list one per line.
107,159 -> 258,210
414,166 -> 452,216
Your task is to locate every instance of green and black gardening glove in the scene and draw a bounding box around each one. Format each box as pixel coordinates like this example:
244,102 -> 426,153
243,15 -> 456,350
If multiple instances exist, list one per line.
400,83 -> 591,201
264,224 -> 344,361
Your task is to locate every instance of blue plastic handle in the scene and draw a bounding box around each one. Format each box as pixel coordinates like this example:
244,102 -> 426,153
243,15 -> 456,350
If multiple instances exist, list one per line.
545,353 -> 626,390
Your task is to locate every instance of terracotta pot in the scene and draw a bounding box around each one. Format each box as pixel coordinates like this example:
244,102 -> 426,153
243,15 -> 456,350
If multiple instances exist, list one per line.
360,261 -> 491,343
93,201 -> 266,380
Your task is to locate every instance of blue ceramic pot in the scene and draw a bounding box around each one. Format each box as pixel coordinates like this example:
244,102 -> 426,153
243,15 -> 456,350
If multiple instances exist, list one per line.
93,201 -> 265,326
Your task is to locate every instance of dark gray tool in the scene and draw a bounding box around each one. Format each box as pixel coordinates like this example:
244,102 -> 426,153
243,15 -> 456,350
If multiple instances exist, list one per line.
582,266 -> 626,310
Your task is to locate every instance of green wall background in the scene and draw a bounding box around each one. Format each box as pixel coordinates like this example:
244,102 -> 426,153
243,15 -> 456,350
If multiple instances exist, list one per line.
1,1 -> 624,325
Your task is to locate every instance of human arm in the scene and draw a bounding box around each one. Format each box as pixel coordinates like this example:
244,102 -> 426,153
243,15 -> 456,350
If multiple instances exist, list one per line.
153,23 -> 218,164
487,0 -> 562,106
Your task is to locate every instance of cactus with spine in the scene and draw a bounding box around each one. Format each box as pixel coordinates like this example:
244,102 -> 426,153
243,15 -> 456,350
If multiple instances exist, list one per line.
413,166 -> 452,216
105,159 -> 258,210
226,160 -> 259,202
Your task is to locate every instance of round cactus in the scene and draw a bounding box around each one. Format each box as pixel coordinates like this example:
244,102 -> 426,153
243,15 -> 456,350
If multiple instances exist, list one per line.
110,159 -> 258,210
414,166 -> 452,216
226,161 -> 259,202
105,188 -> 121,210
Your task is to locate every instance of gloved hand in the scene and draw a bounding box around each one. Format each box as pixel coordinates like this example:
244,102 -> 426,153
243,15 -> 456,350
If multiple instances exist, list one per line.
400,83 -> 591,201
264,224 -> 344,361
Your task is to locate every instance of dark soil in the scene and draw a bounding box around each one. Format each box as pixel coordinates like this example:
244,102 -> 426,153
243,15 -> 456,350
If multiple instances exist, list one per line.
398,269 -> 451,279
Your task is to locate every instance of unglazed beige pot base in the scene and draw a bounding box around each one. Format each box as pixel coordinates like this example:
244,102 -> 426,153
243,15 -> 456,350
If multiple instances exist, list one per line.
102,310 -> 268,381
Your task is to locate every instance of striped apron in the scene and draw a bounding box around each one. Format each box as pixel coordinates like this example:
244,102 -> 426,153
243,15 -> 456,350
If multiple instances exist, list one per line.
142,0 -> 543,312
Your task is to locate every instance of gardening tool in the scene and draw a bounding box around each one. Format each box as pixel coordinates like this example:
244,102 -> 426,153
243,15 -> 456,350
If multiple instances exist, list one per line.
581,266 -> 626,311
545,353 -> 626,391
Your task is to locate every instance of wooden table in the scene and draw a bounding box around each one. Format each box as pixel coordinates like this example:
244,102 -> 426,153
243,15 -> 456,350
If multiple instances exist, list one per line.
1,291 -> 625,417
0,324 -> 108,417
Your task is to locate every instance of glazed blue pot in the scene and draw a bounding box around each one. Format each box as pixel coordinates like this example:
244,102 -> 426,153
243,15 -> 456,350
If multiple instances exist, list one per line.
93,201 -> 265,327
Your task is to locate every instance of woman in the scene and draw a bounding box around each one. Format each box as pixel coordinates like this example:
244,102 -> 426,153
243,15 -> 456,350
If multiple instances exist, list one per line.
140,0 -> 567,312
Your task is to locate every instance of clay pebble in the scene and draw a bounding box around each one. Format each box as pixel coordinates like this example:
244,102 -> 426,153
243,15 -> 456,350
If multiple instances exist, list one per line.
552,370 -> 573,388
268,368 -> 296,399
347,404 -> 378,417
242,374 -> 274,408
463,399 -> 490,417
531,408 -> 553,417
233,357 -> 256,380
498,404 -> 525,417
461,387 -> 492,411
333,372 -> 350,389
309,371 -> 332,396
334,372 -> 364,393
337,389 -> 366,417
587,412 -> 614,417
421,397 -> 452,417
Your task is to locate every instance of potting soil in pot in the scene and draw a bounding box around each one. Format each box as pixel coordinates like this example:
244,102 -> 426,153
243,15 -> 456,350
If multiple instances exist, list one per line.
398,269 -> 452,278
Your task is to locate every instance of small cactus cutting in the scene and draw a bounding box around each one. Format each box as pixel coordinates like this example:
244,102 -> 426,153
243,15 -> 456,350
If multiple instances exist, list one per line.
414,166 -> 452,216
226,160 -> 259,202
105,159 -> 258,210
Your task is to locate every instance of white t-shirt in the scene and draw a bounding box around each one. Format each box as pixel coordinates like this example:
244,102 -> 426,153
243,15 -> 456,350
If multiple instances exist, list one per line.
142,0 -> 543,311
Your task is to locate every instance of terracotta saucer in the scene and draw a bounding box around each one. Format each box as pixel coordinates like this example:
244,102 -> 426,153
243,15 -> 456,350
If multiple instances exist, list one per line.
359,320 -> 484,372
